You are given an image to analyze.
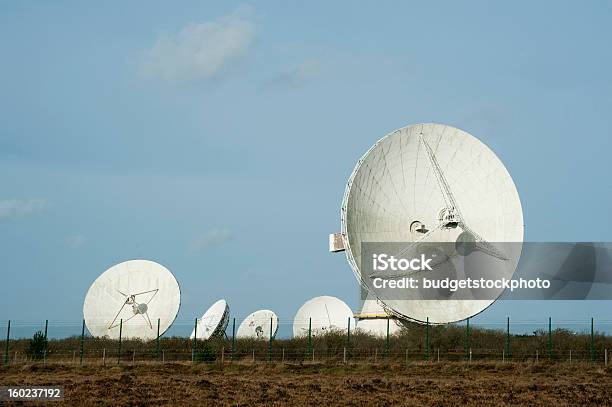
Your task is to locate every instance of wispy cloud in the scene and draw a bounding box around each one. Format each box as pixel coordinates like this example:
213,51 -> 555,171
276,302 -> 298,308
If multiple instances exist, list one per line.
0,199 -> 46,221
66,235 -> 87,249
190,228 -> 233,251
263,59 -> 322,90
142,7 -> 256,83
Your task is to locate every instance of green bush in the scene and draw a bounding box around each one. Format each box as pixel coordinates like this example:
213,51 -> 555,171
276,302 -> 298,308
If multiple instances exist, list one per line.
194,341 -> 216,363
26,331 -> 48,360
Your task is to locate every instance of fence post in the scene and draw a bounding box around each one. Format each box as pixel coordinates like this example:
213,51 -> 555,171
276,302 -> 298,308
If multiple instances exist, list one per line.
44,319 -> 48,364
605,349 -> 608,366
345,317 -> 351,362
221,347 -> 224,365
465,317 -> 471,360
268,317 -> 272,363
569,349 -> 572,364
425,317 -> 430,361
80,319 -> 85,366
385,318 -> 390,361
118,319 -> 122,365
307,318 -> 312,361
346,317 -> 351,348
405,348 -> 408,366
591,317 -> 595,363
4,320 -> 10,365
252,348 -> 255,364
103,348 -> 106,366
192,318 -> 197,363
282,348 -> 285,363
156,318 -> 160,361
437,348 -> 440,363
343,347 -> 346,364
231,318 -> 236,360
502,348 -> 505,363
506,317 -> 510,359
547,317 -> 552,359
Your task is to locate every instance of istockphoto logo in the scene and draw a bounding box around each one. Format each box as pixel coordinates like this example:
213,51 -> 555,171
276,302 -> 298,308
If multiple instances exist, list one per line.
372,253 -> 433,272
360,242 -> 612,301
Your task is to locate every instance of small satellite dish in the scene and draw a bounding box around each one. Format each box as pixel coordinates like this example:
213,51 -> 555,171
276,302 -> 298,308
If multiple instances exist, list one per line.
236,310 -> 279,339
83,259 -> 180,340
191,299 -> 230,340
356,319 -> 403,337
354,294 -> 403,337
292,296 -> 354,337
335,123 -> 524,324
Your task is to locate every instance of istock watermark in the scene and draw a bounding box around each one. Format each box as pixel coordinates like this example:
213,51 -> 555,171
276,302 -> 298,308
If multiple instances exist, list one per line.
372,253 -> 433,272
359,242 -> 612,300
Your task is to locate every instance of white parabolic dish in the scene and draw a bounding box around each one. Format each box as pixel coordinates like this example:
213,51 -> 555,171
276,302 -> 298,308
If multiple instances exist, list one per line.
191,299 -> 230,340
356,319 -> 403,336
237,310 -> 279,339
355,294 -> 403,337
292,296 -> 355,337
340,123 -> 524,324
83,259 -> 181,340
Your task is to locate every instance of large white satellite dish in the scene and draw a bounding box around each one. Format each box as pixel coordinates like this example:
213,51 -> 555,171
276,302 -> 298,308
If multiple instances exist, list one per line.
292,296 -> 354,337
191,299 -> 230,340
334,123 -> 524,324
83,259 -> 180,340
236,310 -> 279,339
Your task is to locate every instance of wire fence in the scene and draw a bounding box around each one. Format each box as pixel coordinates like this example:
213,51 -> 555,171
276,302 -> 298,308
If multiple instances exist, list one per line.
1,318 -> 611,366
1,348 -> 609,366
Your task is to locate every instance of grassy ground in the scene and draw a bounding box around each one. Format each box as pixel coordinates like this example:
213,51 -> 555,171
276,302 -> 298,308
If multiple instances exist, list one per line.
1,361 -> 610,406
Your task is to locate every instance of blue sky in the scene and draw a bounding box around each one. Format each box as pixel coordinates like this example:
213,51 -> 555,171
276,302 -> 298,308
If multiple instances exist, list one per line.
1,1 -> 611,337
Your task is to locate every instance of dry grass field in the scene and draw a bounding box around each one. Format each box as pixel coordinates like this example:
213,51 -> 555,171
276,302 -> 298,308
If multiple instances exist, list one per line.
2,326 -> 611,405
1,361 -> 611,406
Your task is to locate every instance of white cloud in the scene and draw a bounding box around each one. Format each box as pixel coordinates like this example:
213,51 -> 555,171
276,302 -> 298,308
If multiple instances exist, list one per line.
66,235 -> 87,249
0,199 -> 46,221
142,7 -> 256,83
263,59 -> 322,90
190,228 -> 233,251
